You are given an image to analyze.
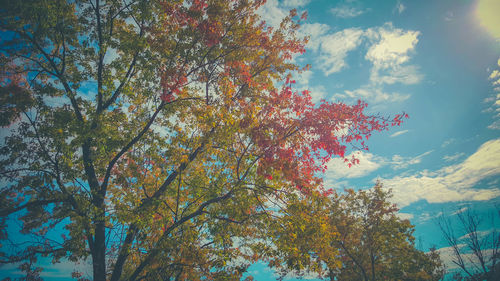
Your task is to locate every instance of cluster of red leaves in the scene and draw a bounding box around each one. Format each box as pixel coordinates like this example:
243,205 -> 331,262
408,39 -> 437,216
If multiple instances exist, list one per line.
252,78 -> 406,191
198,19 -> 223,47
224,61 -> 256,87
160,68 -> 187,102
0,58 -> 33,127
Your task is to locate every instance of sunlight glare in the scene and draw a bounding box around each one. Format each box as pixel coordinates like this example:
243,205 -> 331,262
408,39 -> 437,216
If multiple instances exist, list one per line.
475,0 -> 500,39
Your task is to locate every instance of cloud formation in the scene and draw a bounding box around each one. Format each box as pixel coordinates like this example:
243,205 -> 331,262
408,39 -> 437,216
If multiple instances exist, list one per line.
326,152 -> 384,180
330,5 -> 366,19
300,23 -> 330,51
390,129 -> 409,137
300,22 -> 421,106
256,0 -> 288,28
485,58 -> 500,130
391,150 -> 433,170
317,28 -> 365,75
393,1 -> 406,15
382,139 -> 500,207
325,150 -> 432,183
443,152 -> 466,162
365,23 -> 421,84
365,24 -> 419,68
282,0 -> 311,7
333,87 -> 410,104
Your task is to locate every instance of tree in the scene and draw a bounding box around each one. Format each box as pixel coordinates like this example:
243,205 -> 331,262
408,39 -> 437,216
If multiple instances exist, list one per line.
0,0 -> 405,280
268,189 -> 340,279
270,183 -> 445,281
437,207 -> 500,281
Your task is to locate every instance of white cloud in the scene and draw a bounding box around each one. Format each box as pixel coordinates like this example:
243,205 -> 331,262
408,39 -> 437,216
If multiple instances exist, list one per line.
371,65 -> 423,85
437,244 -> 497,271
333,87 -> 410,105
300,23 -> 330,51
458,229 -> 493,241
326,151 -> 384,179
365,23 -> 421,85
394,1 -> 406,14
295,69 -> 314,86
391,150 -> 433,170
397,212 -> 414,220
444,11 -> 454,22
301,21 -> 421,92
297,22 -> 422,107
452,206 -> 468,215
443,152 -> 466,162
325,150 -> 432,184
418,211 -> 443,223
257,0 -> 288,28
330,5 -> 366,18
390,129 -> 409,137
486,57 -> 500,130
488,119 -> 500,130
282,0 -> 311,7
436,245 -> 466,270
382,139 -> 500,207
490,70 -> 500,79
308,85 -> 328,103
441,138 -> 456,148
365,24 -> 419,69
317,28 -> 365,75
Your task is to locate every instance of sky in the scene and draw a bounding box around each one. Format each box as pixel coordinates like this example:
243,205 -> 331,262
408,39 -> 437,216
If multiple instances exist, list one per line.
247,0 -> 500,279
2,0 -> 500,280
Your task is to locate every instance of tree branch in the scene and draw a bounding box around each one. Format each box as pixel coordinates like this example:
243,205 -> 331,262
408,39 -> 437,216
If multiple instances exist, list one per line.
101,101 -> 166,193
128,190 -> 234,281
0,199 -> 61,217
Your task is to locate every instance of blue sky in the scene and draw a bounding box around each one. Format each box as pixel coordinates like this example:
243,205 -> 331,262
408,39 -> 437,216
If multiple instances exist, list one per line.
248,0 -> 500,279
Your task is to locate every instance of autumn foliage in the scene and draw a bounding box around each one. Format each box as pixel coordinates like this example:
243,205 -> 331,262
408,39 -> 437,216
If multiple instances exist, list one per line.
271,183 -> 445,281
0,0 -> 407,280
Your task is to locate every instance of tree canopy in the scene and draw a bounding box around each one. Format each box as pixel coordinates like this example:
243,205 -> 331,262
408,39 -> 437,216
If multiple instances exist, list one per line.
0,0 -> 407,280
270,183 -> 445,281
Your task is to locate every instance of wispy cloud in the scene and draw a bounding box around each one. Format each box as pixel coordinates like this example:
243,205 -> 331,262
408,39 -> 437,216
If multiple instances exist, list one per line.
437,244 -> 497,271
308,85 -> 328,103
452,206 -> 469,215
393,1 -> 406,15
305,23 -> 422,108
397,212 -> 414,220
390,129 -> 409,137
382,138 -> 500,207
302,21 -> 422,87
325,150 -> 432,183
444,11 -> 454,22
330,5 -> 366,18
257,0 -> 288,28
391,150 -> 433,170
282,0 -> 311,7
300,23 -> 330,51
326,151 -> 384,180
442,138 -> 456,148
372,65 -> 423,85
443,152 -> 466,162
333,87 -> 410,104
485,58 -> 500,130
317,28 -> 365,75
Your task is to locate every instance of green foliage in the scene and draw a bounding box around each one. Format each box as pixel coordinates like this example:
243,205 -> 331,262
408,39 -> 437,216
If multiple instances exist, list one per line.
271,183 -> 445,281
